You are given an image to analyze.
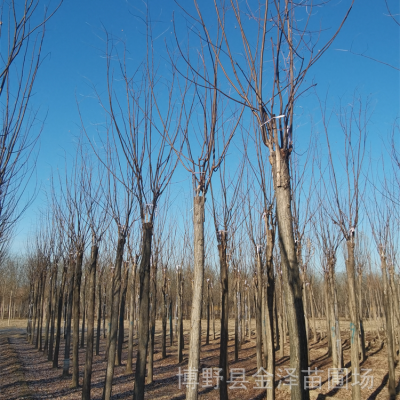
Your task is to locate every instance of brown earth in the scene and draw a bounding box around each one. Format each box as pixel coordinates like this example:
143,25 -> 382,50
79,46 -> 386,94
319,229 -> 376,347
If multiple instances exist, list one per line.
0,318 -> 398,399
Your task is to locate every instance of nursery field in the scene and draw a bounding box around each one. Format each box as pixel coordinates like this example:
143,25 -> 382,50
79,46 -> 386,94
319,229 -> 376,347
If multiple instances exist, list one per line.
0,319 -> 398,400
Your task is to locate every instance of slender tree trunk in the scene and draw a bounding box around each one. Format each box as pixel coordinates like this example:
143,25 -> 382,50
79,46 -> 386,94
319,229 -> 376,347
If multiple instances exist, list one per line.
264,215 -> 275,400
72,250 -> 84,388
32,280 -> 38,345
103,234 -> 126,400
234,272 -> 239,361
218,233 -> 228,400
309,277 -> 317,344
212,294 -> 215,340
63,268 -> 75,376
35,277 -> 42,349
82,243 -> 99,400
27,282 -> 34,343
255,252 -> 263,370
206,281 -> 210,345
53,265 -> 67,368
147,258 -> 157,384
177,269 -> 184,363
48,264 -> 58,361
117,261 -> 129,366
328,260 -> 342,369
273,149 -> 309,400
380,253 -> 396,397
133,222 -> 153,400
161,272 -> 167,360
186,196 -> 205,400
278,273 -> 285,358
323,273 -> 332,357
44,273 -> 53,356
357,267 -> 366,362
346,241 -> 361,400
126,260 -> 137,373
81,277 -> 86,349
169,300 -> 173,346
38,282 -> 45,351
96,273 -> 102,357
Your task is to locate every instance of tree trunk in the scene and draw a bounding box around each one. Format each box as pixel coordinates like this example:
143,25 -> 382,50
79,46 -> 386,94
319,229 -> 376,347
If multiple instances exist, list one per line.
103,234 -> 126,400
63,267 -> 75,377
345,241 -> 361,400
206,281 -> 210,345
147,257 -> 157,384
126,260 -> 137,373
328,260 -> 342,369
255,252 -> 263,370
169,300 -> 173,347
48,263 -> 58,361
218,233 -> 228,400
357,266 -> 366,362
161,270 -> 167,360
44,273 -> 53,356
309,277 -> 317,344
273,149 -> 309,400
177,269 -> 184,363
72,250 -> 84,388
186,196 -> 205,400
264,215 -> 275,400
53,264 -> 67,368
96,274 -> 102,357
324,273 -> 332,357
234,272 -> 239,361
82,243 -> 99,400
133,222 -> 153,400
81,277 -> 86,349
380,254 -> 396,397
117,261 -> 129,366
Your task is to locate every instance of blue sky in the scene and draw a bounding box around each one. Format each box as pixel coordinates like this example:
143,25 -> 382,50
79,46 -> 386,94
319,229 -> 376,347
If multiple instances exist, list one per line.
7,0 -> 400,253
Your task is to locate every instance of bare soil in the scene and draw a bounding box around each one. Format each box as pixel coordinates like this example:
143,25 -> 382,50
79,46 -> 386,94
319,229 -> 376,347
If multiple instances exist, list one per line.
0,318 -> 398,399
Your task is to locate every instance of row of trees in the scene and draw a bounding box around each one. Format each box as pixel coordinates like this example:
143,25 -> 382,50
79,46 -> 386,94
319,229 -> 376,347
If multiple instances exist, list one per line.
0,1 -> 399,400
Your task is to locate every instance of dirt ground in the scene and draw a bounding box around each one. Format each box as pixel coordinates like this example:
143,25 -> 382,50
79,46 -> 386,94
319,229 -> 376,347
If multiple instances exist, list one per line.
0,318 -> 398,399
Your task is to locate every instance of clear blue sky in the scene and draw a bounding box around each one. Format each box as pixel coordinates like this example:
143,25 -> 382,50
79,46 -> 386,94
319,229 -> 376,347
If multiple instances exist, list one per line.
10,0 -> 400,252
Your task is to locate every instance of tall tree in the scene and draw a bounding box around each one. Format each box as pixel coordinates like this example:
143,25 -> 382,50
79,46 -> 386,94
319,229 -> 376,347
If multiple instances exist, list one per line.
176,2 -> 355,397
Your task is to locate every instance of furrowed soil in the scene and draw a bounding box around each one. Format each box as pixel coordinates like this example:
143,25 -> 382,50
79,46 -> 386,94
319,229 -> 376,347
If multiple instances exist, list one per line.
0,319 -> 398,399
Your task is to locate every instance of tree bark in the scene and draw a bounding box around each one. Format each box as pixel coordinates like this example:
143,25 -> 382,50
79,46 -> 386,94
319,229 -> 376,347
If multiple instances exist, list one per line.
117,261 -> 129,366
161,269 -> 168,360
380,253 -> 396,397
96,272 -> 102,357
264,214 -> 275,400
147,257 -> 157,384
185,196 -> 205,400
255,252 -> 263,370
82,243 -> 99,400
345,241 -> 361,400
63,267 -> 75,377
103,234 -> 126,400
48,263 -> 58,361
218,233 -> 228,400
81,277 -> 86,349
177,268 -> 184,363
126,260 -> 137,373
272,149 -> 309,400
53,263 -> 67,368
72,250 -> 84,388
133,222 -> 153,400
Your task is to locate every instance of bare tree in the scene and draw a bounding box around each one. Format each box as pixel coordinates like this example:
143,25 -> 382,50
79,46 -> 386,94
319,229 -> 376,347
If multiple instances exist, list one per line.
87,19 -> 186,398
319,94 -> 369,400
175,2 -> 355,397
0,0 -> 62,249
210,150 -> 244,400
